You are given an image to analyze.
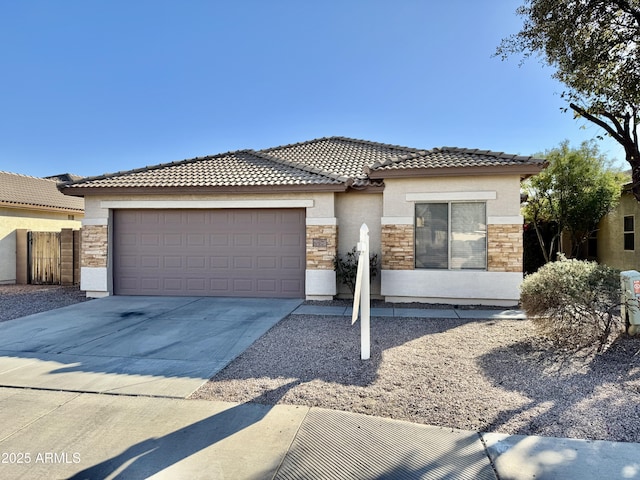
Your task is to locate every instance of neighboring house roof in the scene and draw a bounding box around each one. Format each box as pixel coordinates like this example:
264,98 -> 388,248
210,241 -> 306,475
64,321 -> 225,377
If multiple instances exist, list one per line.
0,171 -> 84,213
44,173 -> 85,183
59,137 -> 546,196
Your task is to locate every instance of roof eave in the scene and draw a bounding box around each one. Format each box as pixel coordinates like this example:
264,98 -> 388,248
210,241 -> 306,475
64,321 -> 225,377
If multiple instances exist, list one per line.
59,183 -> 348,197
367,164 -> 546,180
0,201 -> 84,214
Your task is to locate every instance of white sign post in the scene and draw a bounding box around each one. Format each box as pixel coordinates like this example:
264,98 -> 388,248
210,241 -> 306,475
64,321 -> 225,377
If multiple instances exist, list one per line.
351,223 -> 370,360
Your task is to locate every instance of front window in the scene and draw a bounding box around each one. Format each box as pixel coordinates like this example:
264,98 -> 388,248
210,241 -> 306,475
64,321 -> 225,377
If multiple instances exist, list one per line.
415,202 -> 487,270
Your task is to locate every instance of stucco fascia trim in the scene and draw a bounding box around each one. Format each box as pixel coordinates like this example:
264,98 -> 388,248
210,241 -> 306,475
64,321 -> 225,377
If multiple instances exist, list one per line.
82,218 -> 109,226
368,165 -> 544,179
100,199 -> 315,209
381,216 -> 413,225
61,184 -> 345,197
488,215 -> 524,225
306,217 -> 338,226
406,191 -> 497,202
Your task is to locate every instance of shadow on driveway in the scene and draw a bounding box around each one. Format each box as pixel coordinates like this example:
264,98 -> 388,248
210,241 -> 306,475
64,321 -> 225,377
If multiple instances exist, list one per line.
0,296 -> 301,397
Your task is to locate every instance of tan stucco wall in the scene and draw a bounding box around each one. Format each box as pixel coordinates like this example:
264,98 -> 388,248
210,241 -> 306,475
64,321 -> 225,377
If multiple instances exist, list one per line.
335,192 -> 383,296
80,192 -> 338,296
0,208 -> 82,283
598,192 -> 640,270
79,175 -> 523,302
382,175 -> 522,218
83,192 -> 336,221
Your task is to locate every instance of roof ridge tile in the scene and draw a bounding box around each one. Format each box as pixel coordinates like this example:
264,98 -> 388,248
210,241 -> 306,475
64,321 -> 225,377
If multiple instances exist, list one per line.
252,149 -> 351,184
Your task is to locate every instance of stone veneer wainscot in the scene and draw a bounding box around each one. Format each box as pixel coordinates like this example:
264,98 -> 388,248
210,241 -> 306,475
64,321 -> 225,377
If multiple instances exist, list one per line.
306,224 -> 338,270
381,224 -> 414,270
81,225 -> 108,268
487,224 -> 523,272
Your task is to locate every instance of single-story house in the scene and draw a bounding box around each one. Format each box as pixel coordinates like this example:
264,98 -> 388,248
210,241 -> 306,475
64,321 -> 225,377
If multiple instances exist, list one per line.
0,171 -> 84,284
59,137 -> 545,305
597,183 -> 640,270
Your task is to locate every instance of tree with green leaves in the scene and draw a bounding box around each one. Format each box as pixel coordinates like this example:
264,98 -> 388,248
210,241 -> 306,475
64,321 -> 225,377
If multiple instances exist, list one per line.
496,0 -> 640,201
523,140 -> 625,262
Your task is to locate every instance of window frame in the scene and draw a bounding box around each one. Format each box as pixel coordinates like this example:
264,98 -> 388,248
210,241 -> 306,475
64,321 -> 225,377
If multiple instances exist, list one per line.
624,215 -> 635,251
414,201 -> 487,271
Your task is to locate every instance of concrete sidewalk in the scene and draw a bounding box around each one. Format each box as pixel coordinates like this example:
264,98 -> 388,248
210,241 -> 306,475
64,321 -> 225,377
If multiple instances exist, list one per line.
292,304 -> 527,320
0,387 -> 637,480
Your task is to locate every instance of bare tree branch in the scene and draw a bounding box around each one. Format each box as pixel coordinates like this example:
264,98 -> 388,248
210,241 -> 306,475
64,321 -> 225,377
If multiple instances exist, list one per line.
569,103 -> 626,144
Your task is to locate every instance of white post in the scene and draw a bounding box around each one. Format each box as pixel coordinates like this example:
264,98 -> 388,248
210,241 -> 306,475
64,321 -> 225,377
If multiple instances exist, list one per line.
351,224 -> 370,360
361,224 -> 370,360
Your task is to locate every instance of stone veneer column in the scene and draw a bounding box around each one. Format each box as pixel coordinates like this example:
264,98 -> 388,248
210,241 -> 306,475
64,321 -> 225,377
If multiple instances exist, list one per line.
487,224 -> 523,272
306,225 -> 338,269
381,224 -> 414,270
81,225 -> 108,268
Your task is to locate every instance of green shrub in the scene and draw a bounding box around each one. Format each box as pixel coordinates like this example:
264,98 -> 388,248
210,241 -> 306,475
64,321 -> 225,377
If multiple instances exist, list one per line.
334,247 -> 379,297
520,257 -> 622,351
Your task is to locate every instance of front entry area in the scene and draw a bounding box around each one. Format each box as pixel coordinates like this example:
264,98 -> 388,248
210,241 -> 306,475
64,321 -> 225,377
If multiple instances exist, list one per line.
113,208 -> 306,298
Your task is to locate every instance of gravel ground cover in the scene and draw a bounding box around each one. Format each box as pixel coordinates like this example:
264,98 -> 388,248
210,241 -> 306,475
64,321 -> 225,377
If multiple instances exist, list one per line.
192,312 -> 640,443
2,287 -> 638,442
0,284 -> 91,322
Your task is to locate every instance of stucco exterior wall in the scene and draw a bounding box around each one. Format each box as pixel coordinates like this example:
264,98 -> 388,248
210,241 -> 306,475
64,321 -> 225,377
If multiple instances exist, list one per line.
0,208 -> 82,284
80,192 -> 338,297
382,175 -> 522,218
335,192 -> 382,297
598,192 -> 640,270
379,175 -> 524,306
78,174 -> 525,305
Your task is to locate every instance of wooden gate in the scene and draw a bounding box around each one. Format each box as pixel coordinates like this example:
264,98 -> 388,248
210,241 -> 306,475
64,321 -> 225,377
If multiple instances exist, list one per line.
28,231 -> 61,284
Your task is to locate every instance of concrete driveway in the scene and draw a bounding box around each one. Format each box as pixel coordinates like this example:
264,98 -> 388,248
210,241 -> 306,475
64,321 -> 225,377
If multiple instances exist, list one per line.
0,296 -> 301,398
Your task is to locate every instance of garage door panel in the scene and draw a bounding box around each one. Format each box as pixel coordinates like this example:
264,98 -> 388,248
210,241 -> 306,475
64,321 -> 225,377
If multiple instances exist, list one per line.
210,256 -> 229,269
210,234 -> 229,246
258,233 -> 277,247
163,278 -> 183,291
282,256 -> 302,269
114,209 -> 305,297
140,212 -> 160,224
257,257 -> 277,269
141,256 -> 160,268
164,256 -> 183,268
164,234 -> 183,246
281,233 -> 302,247
186,256 -> 206,269
210,278 -> 229,291
257,279 -> 277,293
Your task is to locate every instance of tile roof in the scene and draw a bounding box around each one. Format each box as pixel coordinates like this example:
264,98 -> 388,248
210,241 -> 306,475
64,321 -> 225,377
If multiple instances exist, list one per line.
0,171 -> 84,212
62,150 -> 345,191
259,136 -> 421,187
367,146 -> 545,173
60,137 -> 545,194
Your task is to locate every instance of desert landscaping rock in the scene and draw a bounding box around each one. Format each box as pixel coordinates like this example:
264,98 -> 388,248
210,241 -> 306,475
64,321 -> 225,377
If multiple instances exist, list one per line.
192,313 -> 640,443
0,285 -> 91,322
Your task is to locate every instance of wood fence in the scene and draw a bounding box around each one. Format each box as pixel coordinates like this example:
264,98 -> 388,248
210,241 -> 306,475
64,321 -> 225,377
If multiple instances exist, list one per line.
15,229 -> 80,285
29,231 -> 60,284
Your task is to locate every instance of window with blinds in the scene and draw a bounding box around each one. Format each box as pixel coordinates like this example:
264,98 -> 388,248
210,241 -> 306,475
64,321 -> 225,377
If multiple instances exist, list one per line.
415,202 -> 487,270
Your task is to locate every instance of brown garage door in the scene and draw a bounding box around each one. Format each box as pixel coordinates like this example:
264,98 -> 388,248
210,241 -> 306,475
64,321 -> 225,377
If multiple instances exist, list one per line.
113,209 -> 305,298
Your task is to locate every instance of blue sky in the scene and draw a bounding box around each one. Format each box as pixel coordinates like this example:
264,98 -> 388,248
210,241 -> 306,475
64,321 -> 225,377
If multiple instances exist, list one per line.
0,1 -> 626,178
